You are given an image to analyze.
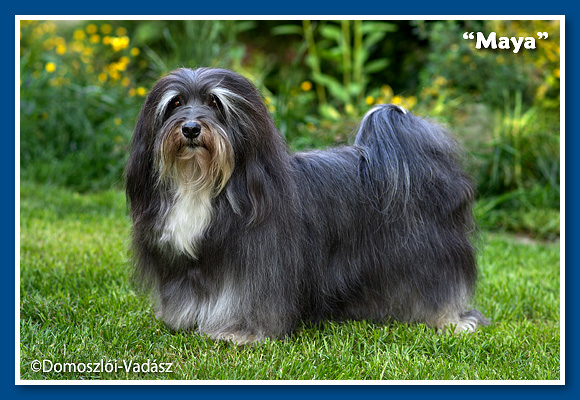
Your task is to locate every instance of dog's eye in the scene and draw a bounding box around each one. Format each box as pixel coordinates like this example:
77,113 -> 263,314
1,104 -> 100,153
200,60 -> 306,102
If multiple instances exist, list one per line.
168,96 -> 182,111
163,96 -> 183,121
208,93 -> 221,110
164,96 -> 183,120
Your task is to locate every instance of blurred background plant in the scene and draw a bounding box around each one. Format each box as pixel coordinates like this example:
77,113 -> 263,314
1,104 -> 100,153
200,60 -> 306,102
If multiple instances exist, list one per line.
19,19 -> 560,239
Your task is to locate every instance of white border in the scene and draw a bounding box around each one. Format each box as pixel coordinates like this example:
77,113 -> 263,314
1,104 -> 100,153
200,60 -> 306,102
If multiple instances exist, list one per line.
16,15 -> 565,385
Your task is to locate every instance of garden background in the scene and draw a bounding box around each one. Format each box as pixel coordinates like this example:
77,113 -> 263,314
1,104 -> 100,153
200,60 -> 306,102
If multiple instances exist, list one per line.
19,19 -> 561,380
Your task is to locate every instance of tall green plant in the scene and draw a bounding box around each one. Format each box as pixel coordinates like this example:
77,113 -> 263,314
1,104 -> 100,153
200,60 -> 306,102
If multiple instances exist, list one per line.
277,20 -> 396,119
477,91 -> 559,204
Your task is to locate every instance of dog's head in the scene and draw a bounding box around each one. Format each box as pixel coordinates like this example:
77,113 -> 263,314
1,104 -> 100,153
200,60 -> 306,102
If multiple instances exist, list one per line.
131,68 -> 279,193
126,68 -> 285,224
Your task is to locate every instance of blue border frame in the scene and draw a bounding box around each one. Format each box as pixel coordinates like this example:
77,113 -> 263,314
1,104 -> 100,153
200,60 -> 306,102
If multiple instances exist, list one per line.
8,1 -> 575,398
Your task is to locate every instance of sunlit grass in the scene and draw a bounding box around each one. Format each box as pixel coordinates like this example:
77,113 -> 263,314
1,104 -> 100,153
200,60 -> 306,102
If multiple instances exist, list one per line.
19,182 -> 560,381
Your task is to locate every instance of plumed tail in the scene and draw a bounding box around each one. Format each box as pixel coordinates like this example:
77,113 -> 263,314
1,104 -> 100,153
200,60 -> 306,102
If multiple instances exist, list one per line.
354,104 -> 475,225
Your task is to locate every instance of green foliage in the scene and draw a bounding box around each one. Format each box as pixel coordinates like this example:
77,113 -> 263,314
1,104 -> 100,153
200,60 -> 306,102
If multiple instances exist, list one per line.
475,186 -> 560,240
129,20 -> 255,75
276,20 -> 398,119
413,20 -> 560,231
414,20 -> 560,111
269,20 -> 420,150
19,21 -> 144,191
20,184 -> 560,380
477,91 -> 559,198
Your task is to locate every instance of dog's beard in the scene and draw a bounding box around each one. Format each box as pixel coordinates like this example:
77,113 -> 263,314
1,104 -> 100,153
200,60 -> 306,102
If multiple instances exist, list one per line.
155,121 -> 234,195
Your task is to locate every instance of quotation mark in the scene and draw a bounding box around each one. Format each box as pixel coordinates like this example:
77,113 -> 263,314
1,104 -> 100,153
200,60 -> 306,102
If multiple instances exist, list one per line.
463,32 -> 475,39
537,32 -> 548,39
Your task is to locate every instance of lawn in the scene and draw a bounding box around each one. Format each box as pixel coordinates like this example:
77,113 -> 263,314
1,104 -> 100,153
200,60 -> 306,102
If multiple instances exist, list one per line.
18,182 -> 561,381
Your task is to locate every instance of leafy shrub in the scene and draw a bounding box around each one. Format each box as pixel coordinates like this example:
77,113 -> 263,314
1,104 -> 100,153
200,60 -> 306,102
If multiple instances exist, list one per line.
20,21 -> 147,191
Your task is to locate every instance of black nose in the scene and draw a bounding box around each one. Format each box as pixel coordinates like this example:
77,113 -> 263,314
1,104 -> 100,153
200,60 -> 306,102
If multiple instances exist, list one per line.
182,121 -> 202,139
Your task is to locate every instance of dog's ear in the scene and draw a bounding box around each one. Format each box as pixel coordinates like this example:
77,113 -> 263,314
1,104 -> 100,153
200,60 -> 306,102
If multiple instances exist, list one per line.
243,160 -> 273,226
125,105 -> 158,222
225,153 -> 275,227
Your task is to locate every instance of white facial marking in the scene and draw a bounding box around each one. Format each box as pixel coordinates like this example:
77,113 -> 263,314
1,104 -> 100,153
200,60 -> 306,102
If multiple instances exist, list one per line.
156,89 -> 181,121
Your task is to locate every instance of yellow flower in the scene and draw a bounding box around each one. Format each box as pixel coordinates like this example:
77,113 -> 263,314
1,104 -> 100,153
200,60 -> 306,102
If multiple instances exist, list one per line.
114,118 -> 122,126
56,44 -> 66,55
110,36 -> 130,52
121,77 -> 131,87
136,87 -> 147,96
404,95 -> 417,109
109,70 -> 121,80
90,34 -> 101,44
554,68 -> 560,78
43,38 -> 55,50
71,41 -> 84,53
86,24 -> 98,34
45,62 -> 56,73
73,29 -> 86,41
119,56 -> 130,67
300,81 -> 312,91
365,96 -> 374,106
130,47 -> 140,56
392,95 -> 403,105
101,24 -> 113,35
98,73 -> 108,83
381,84 -> 393,101
116,26 -> 127,36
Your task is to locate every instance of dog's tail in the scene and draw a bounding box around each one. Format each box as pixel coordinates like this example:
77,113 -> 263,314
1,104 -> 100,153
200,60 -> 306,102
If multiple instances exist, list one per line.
354,104 -> 475,223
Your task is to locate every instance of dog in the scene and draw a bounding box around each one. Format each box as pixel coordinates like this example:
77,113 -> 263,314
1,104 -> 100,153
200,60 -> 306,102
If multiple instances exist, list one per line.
125,67 -> 488,344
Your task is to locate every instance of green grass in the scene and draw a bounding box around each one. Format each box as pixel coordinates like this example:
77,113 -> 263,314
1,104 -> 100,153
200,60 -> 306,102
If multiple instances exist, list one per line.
19,182 -> 561,381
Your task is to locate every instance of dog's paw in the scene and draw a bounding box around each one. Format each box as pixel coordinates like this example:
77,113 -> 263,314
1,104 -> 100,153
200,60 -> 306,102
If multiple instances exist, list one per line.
435,309 -> 490,334
212,331 -> 266,345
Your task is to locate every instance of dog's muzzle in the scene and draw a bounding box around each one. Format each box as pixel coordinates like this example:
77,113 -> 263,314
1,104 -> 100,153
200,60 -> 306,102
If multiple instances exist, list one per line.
182,121 -> 202,139
182,121 -> 203,148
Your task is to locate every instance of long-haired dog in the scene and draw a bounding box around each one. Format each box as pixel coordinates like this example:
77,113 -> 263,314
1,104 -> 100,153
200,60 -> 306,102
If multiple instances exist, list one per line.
126,67 -> 488,344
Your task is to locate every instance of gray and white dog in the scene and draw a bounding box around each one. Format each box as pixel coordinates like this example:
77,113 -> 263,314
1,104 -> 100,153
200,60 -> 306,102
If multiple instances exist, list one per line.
125,67 -> 488,344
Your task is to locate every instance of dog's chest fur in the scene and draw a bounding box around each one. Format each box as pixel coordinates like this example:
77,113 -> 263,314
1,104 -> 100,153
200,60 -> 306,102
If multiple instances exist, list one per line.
157,185 -> 213,259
